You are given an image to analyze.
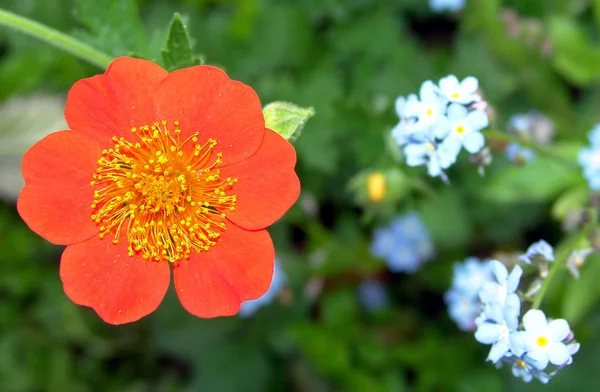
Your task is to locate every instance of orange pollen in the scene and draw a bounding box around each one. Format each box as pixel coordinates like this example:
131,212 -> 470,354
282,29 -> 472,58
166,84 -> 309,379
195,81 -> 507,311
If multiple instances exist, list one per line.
89,120 -> 237,263
515,359 -> 527,368
536,336 -> 548,347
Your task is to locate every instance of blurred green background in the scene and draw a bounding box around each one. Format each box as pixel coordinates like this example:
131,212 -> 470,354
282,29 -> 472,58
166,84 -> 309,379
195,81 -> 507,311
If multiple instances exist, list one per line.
2,0 -> 600,390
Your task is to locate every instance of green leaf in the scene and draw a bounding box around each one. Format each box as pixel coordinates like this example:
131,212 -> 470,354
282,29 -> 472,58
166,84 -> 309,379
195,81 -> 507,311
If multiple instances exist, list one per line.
551,185 -> 589,221
483,143 -> 583,203
562,254 -> 600,324
549,16 -> 600,86
73,0 -> 149,58
160,13 -> 202,72
263,101 -> 315,141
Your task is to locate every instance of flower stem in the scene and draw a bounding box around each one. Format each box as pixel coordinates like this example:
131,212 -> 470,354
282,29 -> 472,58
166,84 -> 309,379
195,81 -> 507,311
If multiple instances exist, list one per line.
531,220 -> 596,309
0,9 -> 112,69
485,129 -> 580,172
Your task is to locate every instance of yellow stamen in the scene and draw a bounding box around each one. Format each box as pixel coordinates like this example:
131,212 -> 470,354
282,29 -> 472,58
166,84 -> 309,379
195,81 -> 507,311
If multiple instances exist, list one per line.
90,120 -> 237,263
536,336 -> 548,347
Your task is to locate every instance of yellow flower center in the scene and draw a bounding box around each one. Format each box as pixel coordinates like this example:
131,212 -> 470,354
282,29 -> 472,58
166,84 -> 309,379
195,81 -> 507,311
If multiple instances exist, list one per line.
425,108 -> 434,117
426,142 -> 436,152
515,359 -> 527,368
90,120 -> 237,263
367,172 -> 386,202
455,124 -> 466,135
451,92 -> 460,99
536,336 -> 548,347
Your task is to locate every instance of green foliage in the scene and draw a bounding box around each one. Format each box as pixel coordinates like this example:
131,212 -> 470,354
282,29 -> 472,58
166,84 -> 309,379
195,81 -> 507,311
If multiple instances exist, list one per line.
160,13 -> 202,72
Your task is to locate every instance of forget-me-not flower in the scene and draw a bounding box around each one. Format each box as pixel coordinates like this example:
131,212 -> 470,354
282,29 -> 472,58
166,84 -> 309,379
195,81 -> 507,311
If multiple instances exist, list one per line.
521,309 -> 572,370
429,0 -> 465,13
519,240 -> 555,265
404,137 -> 461,178
445,258 -> 491,331
507,356 -> 551,384
578,124 -> 600,189
475,297 -> 523,362
438,75 -> 480,104
239,260 -> 285,317
439,103 -> 489,153
479,260 -> 523,308
370,213 -> 434,273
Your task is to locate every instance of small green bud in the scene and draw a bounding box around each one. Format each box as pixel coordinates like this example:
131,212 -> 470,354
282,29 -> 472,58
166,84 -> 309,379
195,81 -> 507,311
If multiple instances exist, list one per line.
263,101 -> 315,142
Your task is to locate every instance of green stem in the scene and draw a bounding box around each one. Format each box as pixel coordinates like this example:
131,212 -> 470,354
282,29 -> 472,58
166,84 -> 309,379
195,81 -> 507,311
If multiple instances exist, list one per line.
486,129 -> 580,172
531,221 -> 596,309
0,9 -> 112,69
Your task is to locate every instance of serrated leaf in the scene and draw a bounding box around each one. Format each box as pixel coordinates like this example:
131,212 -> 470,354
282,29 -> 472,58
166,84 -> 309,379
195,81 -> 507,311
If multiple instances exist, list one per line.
160,14 -> 202,72
263,101 -> 315,141
73,0 -> 149,58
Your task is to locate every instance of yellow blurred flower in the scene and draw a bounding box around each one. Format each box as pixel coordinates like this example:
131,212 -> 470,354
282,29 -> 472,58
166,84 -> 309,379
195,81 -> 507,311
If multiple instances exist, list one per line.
367,172 -> 386,202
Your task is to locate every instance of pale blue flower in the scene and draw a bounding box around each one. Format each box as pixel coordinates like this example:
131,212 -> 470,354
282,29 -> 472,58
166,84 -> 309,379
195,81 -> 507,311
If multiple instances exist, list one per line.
507,356 -> 551,384
391,94 -> 421,145
404,136 -> 461,178
588,124 -> 600,146
402,80 -> 448,136
445,258 -> 491,331
438,75 -> 480,104
578,145 -> 600,190
370,213 -> 434,274
475,298 -> 522,362
358,279 -> 389,312
445,288 -> 481,331
519,240 -> 555,265
566,248 -> 594,279
521,309 -> 572,370
479,260 -> 522,308
429,0 -> 465,12
238,260 -> 285,317
440,104 -> 489,154
451,257 -> 492,298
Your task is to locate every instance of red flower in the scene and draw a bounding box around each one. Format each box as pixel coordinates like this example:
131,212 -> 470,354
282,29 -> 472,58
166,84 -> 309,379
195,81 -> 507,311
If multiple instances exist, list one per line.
17,57 -> 300,324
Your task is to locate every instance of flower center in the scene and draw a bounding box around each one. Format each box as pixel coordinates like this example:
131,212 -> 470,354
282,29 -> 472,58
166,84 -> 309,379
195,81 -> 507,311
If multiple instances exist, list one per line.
425,107 -> 434,117
536,336 -> 548,347
426,142 -> 436,152
451,92 -> 460,100
515,359 -> 527,368
90,120 -> 237,263
455,124 -> 466,135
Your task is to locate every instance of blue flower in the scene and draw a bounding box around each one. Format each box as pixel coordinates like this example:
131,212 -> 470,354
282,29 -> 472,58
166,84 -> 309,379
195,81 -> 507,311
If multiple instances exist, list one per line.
479,260 -> 522,308
451,257 -> 492,298
438,75 -> 480,104
519,240 -> 555,265
358,278 -> 389,312
370,213 -> 434,274
403,80 -> 448,136
474,298 -> 522,362
445,258 -> 491,331
440,103 -> 489,154
391,94 -> 420,146
404,136 -> 461,178
238,260 -> 285,317
429,0 -> 465,12
507,356 -> 551,384
521,309 -> 572,370
445,288 -> 481,331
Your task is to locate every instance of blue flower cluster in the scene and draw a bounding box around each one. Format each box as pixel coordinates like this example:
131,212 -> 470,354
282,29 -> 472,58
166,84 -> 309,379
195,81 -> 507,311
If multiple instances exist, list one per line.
238,260 -> 285,317
446,241 -> 580,383
578,124 -> 600,190
429,0 -> 465,12
391,75 -> 489,180
370,213 -> 434,273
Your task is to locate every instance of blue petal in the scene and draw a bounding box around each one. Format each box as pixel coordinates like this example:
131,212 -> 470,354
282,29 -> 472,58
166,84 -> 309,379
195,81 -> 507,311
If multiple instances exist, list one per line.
446,103 -> 467,121
475,322 -> 502,344
487,339 -> 510,363
463,131 -> 485,153
506,265 -> 523,293
466,109 -> 489,131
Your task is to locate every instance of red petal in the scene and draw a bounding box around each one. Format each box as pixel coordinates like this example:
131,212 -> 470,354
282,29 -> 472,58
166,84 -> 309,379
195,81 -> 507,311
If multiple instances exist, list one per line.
222,129 -> 300,230
173,257 -> 241,319
65,57 -> 168,147
173,225 -> 274,318
154,65 -> 265,165
17,131 -> 101,245
60,235 -> 170,325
